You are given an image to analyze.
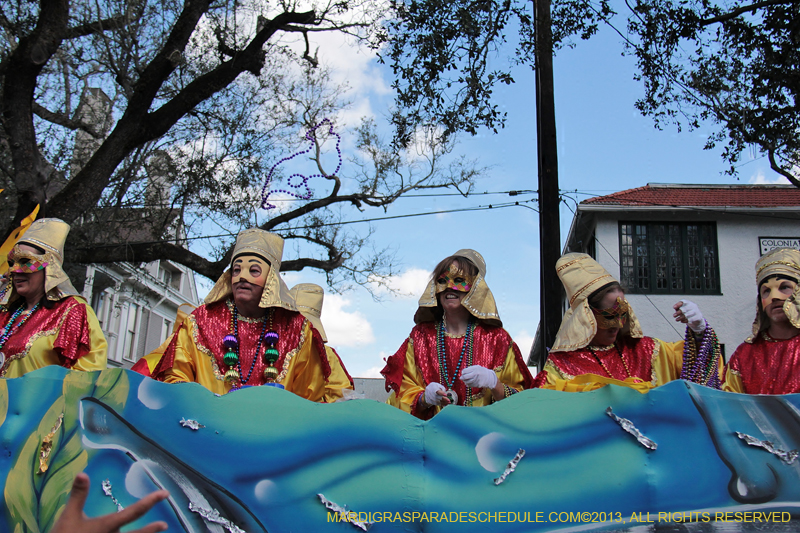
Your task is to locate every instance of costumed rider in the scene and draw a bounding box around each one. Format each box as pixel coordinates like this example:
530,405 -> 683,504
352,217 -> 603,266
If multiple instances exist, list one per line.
0,218 -> 107,377
532,253 -> 721,391
724,247 -> 800,394
152,228 -> 336,400
290,283 -> 354,402
381,249 -> 534,419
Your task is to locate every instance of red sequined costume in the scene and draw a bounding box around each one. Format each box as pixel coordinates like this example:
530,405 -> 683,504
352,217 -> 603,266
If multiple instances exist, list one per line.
531,336 -> 687,392
723,333 -> 800,394
535,253 -> 721,392
382,322 -> 534,420
0,296 -> 107,377
152,299 -> 332,399
722,247 -> 800,394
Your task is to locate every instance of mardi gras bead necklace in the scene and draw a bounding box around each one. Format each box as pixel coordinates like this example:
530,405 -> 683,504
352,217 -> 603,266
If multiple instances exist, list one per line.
436,317 -> 475,406
222,305 -> 270,388
0,303 -> 41,366
262,313 -> 280,384
587,343 -> 632,379
680,321 -> 721,388
0,279 -> 10,303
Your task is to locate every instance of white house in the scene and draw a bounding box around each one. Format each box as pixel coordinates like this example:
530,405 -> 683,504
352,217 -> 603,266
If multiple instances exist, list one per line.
82,260 -> 200,369
561,183 -> 800,361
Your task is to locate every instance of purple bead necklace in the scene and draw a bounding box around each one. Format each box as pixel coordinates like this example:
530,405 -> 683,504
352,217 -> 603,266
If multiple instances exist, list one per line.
261,119 -> 342,210
679,320 -> 721,388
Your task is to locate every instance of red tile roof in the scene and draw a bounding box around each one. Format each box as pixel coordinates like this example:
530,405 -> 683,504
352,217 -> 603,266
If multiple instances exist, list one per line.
581,184 -> 800,208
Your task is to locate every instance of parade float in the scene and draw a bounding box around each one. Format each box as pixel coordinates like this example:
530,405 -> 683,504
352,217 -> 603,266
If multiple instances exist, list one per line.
1,366 -> 799,532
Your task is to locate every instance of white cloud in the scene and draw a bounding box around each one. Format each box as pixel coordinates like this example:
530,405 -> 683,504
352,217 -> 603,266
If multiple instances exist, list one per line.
361,365 -> 385,378
513,330 -> 535,360
749,170 -> 791,184
277,11 -> 391,128
403,124 -> 447,163
280,272 -> 303,287
369,267 -> 430,299
313,33 -> 390,101
358,350 -> 393,378
322,294 -> 375,347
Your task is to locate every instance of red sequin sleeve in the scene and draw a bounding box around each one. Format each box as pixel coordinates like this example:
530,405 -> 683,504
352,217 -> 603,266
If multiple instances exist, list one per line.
531,369 -> 549,388
381,339 -> 409,395
53,302 -> 92,365
152,322 -> 185,381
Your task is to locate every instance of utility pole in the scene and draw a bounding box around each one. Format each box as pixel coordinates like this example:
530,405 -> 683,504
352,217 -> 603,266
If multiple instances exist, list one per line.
533,0 -> 563,370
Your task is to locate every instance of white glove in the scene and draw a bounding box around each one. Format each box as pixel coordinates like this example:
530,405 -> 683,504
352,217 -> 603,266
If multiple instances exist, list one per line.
680,299 -> 706,334
424,382 -> 446,407
460,365 -> 498,389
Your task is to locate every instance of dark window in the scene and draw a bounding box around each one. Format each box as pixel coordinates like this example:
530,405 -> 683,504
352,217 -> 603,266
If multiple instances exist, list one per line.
619,222 -> 720,294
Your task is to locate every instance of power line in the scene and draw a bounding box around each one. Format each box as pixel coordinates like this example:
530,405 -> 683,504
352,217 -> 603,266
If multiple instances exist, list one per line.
76,199 -> 538,250
104,189 -> 539,209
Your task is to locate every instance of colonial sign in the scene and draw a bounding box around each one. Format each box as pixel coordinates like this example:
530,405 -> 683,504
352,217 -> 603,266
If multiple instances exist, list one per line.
759,237 -> 800,255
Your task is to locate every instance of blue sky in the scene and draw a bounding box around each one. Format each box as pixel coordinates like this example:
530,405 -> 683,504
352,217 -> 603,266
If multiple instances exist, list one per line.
198,19 -> 788,378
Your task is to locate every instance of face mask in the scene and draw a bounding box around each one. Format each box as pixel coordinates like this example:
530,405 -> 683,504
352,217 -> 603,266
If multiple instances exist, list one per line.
435,264 -> 475,294
592,297 -> 630,329
760,277 -> 796,309
7,245 -> 48,274
231,255 -> 269,287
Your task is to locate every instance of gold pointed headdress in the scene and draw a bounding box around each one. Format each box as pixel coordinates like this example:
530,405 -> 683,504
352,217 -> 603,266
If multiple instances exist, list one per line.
205,228 -> 297,311
550,253 -> 642,352
0,218 -> 80,305
746,247 -> 800,342
414,249 -> 502,326
290,283 -> 327,342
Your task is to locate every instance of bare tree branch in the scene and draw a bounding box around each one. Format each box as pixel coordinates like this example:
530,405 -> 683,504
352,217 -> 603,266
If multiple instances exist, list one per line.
1,0 -> 484,294
69,240 -> 225,279
2,0 -> 70,222
65,7 -> 143,39
33,102 -> 103,137
49,8 -> 317,224
768,147 -> 800,188
699,0 -> 795,26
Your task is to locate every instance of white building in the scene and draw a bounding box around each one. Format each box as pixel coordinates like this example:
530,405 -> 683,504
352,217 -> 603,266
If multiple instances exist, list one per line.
561,183 -> 800,361
83,260 -> 200,368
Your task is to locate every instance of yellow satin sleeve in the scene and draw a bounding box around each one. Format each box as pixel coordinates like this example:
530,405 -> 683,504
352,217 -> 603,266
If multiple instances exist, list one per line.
281,323 -> 329,402
651,338 -> 685,385
651,337 -> 726,386
322,346 -> 353,403
390,340 -> 430,415
137,337 -> 172,375
162,317 -> 331,401
3,302 -> 107,378
389,340 -> 528,417
722,367 -> 745,393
